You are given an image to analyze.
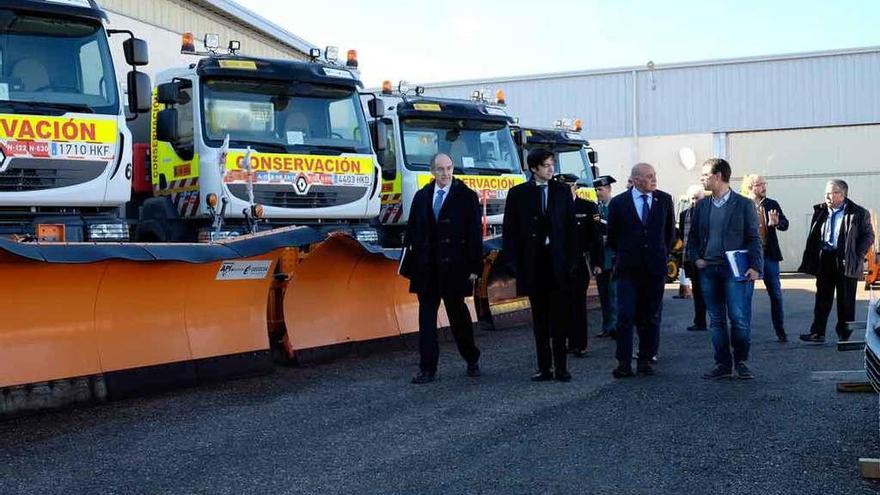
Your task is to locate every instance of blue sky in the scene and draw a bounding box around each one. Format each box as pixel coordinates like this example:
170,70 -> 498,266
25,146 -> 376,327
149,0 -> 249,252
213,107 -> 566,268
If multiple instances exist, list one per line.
237,0 -> 880,87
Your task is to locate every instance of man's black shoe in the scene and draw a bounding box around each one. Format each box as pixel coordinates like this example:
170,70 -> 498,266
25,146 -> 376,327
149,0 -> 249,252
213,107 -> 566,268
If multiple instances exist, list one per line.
530,370 -> 554,382
775,329 -> 788,342
636,361 -> 655,375
734,362 -> 754,380
411,371 -> 435,384
555,370 -> 572,382
839,328 -> 854,342
571,348 -> 587,358
702,364 -> 733,380
612,365 -> 635,378
687,325 -> 708,332
597,330 -> 616,338
799,333 -> 826,343
466,363 -> 480,377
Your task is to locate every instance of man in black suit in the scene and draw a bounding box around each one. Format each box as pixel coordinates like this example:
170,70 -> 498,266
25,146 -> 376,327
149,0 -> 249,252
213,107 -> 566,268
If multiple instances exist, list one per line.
799,179 -> 875,343
607,163 -> 675,377
503,148 -> 576,382
404,153 -> 483,384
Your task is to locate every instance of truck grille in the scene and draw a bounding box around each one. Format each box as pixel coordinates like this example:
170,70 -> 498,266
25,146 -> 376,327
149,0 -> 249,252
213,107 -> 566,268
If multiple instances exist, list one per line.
227,184 -> 367,209
483,200 -> 505,216
0,159 -> 106,192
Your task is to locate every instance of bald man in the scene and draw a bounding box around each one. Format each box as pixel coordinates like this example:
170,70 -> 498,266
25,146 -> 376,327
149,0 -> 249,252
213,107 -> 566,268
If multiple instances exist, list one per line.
606,163 -> 676,377
745,174 -> 789,342
404,153 -> 483,384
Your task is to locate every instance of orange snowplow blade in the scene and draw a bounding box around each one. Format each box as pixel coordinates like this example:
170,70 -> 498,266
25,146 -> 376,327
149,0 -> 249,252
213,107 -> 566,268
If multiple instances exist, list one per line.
277,234 -> 476,356
0,252 -> 278,390
0,227 -> 322,405
281,235 -> 419,351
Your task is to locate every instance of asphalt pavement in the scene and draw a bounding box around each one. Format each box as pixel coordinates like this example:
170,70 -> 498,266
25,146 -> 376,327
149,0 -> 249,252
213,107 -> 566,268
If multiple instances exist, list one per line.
1,276 -> 878,494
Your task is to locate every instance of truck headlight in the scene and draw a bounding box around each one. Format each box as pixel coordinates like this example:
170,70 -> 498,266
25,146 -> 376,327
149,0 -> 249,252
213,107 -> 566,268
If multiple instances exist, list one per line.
354,228 -> 379,244
87,223 -> 130,241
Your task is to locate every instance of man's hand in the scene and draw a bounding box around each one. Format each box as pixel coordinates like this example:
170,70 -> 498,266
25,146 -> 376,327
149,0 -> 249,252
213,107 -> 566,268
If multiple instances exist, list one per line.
745,268 -> 760,281
768,209 -> 779,227
695,259 -> 707,269
468,273 -> 479,282
592,266 -> 602,276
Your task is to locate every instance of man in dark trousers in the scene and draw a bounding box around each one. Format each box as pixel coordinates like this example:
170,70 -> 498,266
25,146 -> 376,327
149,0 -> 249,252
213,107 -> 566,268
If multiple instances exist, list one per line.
404,153 -> 483,384
680,185 -> 707,332
503,148 -> 576,382
688,158 -> 762,380
745,174 -> 789,342
555,173 -> 603,357
799,179 -> 875,343
593,175 -> 618,338
607,163 -> 675,378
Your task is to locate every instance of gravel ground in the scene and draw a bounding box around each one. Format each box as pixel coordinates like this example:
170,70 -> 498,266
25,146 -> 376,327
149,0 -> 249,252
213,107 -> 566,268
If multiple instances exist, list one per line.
1,276 -> 878,494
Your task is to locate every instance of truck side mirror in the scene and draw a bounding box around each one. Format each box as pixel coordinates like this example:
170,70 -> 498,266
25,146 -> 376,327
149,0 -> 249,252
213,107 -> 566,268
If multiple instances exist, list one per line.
588,150 -> 599,165
372,120 -> 387,152
127,71 -> 151,113
591,165 -> 600,179
123,38 -> 149,66
368,97 -> 385,118
156,81 -> 181,105
156,108 -> 179,143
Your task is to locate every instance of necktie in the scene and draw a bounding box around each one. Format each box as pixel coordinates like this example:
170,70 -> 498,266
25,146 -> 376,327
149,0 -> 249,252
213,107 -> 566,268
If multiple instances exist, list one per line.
640,194 -> 650,224
539,184 -> 547,213
433,189 -> 445,220
825,208 -> 843,248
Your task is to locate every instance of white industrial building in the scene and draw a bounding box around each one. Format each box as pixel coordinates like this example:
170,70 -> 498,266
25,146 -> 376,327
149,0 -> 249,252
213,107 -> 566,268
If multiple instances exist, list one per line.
423,47 -> 880,271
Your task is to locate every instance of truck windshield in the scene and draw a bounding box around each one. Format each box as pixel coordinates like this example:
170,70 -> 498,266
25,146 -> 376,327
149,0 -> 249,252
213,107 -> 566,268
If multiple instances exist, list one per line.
0,9 -> 118,115
401,118 -> 520,174
555,144 -> 595,184
201,78 -> 371,154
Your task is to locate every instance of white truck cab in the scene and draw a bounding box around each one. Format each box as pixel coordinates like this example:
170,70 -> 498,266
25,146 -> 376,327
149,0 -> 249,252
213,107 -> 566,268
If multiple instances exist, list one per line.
366,85 -> 526,246
140,50 -> 382,242
0,0 -> 150,241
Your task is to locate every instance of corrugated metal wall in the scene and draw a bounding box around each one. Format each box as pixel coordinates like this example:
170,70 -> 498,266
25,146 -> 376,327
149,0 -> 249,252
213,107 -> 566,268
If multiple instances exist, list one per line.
100,0 -> 307,60
424,50 -> 880,139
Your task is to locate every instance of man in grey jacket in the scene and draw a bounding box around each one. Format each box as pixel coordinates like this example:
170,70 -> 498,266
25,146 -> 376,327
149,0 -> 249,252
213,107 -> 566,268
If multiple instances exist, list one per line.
798,180 -> 875,343
688,158 -> 763,380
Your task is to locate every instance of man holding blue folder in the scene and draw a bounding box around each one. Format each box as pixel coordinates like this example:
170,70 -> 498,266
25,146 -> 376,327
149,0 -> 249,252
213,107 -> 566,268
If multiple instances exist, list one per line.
688,158 -> 763,380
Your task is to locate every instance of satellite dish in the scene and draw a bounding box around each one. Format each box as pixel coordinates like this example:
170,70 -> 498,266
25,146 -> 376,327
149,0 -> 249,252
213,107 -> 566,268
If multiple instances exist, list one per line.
679,147 -> 696,170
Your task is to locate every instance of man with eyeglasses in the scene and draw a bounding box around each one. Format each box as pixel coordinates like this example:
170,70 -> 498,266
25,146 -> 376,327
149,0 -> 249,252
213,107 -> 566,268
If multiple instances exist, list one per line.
798,180 -> 875,343
745,174 -> 789,342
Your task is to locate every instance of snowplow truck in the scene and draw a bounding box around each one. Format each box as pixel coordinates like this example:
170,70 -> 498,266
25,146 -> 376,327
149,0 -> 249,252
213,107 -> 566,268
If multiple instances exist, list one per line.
0,0 -> 150,241
366,84 -> 526,247
512,120 -> 599,201
138,51 -> 382,243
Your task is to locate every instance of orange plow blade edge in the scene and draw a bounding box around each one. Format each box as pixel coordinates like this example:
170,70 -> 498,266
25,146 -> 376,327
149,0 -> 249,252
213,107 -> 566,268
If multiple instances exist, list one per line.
273,234 -> 475,360
0,227 -> 322,416
0,228 -> 477,417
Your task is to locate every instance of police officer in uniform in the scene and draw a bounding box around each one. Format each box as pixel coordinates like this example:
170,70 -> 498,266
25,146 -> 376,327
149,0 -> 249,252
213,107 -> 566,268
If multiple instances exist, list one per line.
593,175 -> 618,338
554,173 -> 603,357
